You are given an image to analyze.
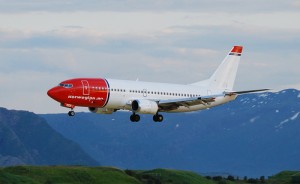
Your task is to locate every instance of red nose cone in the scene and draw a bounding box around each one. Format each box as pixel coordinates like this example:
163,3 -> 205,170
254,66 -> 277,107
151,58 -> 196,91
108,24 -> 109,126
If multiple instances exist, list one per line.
47,87 -> 59,100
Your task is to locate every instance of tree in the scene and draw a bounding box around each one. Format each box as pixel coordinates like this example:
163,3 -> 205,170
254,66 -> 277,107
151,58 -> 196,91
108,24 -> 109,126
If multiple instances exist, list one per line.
260,176 -> 265,183
212,176 -> 223,181
227,175 -> 235,181
247,178 -> 258,183
205,176 -> 212,180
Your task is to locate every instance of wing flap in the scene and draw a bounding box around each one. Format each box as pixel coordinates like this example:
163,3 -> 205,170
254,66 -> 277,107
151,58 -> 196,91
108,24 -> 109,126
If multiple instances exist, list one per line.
225,89 -> 270,95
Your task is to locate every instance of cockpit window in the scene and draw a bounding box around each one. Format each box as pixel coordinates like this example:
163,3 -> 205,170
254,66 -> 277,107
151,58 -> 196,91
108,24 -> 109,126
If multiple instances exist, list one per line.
59,83 -> 73,88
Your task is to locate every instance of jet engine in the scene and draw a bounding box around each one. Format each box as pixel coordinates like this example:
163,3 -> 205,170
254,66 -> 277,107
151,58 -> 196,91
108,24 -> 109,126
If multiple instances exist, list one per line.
131,99 -> 158,114
88,107 -> 114,114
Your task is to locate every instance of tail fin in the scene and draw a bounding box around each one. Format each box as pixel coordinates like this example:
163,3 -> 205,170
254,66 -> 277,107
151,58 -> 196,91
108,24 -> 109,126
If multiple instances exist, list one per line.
191,46 -> 243,91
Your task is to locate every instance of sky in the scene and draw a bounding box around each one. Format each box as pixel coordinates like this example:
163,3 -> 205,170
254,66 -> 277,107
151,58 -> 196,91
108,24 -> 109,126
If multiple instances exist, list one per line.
0,0 -> 300,114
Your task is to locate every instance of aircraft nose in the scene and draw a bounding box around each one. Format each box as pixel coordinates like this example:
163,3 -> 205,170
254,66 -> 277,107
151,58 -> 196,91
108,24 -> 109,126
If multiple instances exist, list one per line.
47,87 -> 59,100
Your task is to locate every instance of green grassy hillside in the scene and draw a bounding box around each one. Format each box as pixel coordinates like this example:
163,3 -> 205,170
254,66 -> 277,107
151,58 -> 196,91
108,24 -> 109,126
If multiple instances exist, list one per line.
0,166 -> 140,184
0,166 -> 299,184
0,166 -> 213,184
127,168 -> 215,184
268,171 -> 300,184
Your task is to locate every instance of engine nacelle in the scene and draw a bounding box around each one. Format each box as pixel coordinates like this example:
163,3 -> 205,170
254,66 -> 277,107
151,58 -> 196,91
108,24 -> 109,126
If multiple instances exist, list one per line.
131,99 -> 158,114
88,107 -> 114,114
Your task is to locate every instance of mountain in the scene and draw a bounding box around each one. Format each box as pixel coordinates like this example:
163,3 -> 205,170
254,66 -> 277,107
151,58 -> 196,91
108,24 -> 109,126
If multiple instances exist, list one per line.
41,89 -> 300,177
0,107 -> 98,166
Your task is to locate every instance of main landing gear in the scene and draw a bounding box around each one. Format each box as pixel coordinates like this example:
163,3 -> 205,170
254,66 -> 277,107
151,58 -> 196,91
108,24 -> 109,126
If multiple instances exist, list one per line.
153,114 -> 163,122
130,113 -> 140,122
130,113 -> 164,122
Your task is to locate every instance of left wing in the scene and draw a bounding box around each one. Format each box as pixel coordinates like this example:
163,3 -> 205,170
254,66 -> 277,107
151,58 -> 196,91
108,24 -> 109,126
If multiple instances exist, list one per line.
224,89 -> 270,95
158,94 -> 224,111
157,89 -> 269,111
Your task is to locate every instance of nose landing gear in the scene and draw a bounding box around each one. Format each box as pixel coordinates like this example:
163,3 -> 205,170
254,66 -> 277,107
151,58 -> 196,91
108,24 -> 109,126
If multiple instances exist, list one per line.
61,103 -> 76,117
68,110 -> 75,116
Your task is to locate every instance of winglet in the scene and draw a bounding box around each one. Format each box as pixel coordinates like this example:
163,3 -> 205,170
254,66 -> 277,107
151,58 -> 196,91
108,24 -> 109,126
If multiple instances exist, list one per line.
229,46 -> 243,56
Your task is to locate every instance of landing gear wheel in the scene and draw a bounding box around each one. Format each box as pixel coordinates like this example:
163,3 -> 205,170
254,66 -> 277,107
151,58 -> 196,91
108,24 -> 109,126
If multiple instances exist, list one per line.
153,114 -> 163,122
130,114 -> 140,122
130,115 -> 134,122
68,111 -> 75,116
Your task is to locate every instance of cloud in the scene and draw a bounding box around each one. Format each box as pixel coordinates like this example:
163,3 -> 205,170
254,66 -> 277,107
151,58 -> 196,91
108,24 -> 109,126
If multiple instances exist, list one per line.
292,0 -> 300,8
0,0 -> 299,13
2,22 -> 300,52
1,23 -> 299,83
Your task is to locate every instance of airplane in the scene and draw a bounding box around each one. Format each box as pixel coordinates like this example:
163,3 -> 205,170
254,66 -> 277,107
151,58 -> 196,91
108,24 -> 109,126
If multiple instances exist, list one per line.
47,46 -> 268,122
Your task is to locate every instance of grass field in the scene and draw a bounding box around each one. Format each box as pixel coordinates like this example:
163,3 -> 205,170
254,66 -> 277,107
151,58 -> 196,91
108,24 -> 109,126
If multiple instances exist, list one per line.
0,166 -> 140,184
0,166 -> 299,184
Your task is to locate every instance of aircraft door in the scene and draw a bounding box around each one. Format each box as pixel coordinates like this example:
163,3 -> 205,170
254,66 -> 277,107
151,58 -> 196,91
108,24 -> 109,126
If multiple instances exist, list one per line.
81,80 -> 90,96
143,89 -> 147,97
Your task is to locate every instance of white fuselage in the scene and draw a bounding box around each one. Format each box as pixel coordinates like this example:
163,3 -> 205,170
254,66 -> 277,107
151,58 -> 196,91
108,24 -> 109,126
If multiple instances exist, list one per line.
106,79 -> 237,112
